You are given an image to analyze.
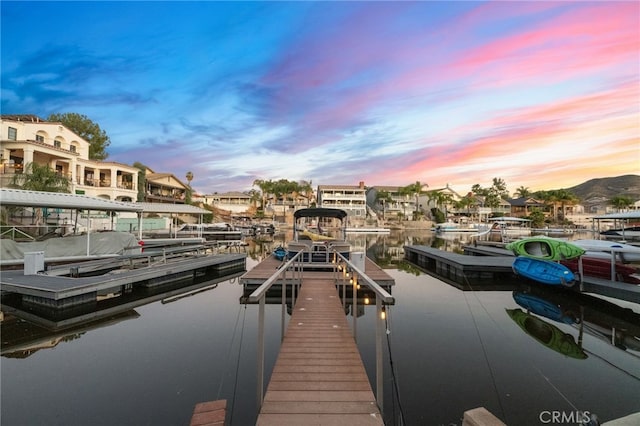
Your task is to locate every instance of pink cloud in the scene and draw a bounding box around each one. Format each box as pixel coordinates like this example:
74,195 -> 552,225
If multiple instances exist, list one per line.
450,3 -> 639,85
385,80 -> 639,190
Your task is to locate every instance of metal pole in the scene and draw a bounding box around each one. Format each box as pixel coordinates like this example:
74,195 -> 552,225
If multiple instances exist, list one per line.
578,256 -> 584,291
281,268 -> 286,341
352,274 -> 357,342
376,297 -> 384,411
257,297 -> 265,410
611,251 -> 616,281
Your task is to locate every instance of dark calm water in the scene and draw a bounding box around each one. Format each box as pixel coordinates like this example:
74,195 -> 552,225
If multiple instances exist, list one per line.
2,230 -> 639,426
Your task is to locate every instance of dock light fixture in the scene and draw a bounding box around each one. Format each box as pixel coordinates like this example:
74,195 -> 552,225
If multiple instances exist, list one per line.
380,307 -> 386,320
364,297 -> 370,305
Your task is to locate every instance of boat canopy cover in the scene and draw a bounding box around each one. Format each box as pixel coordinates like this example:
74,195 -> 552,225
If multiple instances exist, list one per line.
592,211 -> 640,220
294,208 -> 348,220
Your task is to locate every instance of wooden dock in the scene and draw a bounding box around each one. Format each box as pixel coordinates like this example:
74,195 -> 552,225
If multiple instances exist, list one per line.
255,276 -> 383,425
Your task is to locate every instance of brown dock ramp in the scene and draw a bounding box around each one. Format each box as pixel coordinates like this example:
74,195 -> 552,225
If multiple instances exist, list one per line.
256,277 -> 383,426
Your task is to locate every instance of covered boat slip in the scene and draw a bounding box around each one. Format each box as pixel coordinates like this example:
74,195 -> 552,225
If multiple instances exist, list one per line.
592,211 -> 640,241
243,246 -> 395,425
0,189 -> 213,264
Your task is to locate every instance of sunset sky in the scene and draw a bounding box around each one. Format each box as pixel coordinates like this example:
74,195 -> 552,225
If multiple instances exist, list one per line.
2,1 -> 638,196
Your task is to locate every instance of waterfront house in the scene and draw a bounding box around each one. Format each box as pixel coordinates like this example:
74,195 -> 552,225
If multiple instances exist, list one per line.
366,185 -> 416,219
143,167 -> 189,204
207,191 -> 254,214
1,115 -> 138,202
507,196 -> 546,218
317,182 -> 368,219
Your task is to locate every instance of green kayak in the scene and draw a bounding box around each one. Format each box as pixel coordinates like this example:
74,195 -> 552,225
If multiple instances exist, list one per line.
506,237 -> 585,261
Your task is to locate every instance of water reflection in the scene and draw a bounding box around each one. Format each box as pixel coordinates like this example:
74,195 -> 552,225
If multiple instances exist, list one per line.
506,308 -> 588,359
1,267 -> 245,354
3,228 -> 638,426
243,228 -> 486,266
512,286 -> 640,358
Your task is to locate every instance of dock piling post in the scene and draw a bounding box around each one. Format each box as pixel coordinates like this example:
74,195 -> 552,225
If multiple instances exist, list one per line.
376,296 -> 384,412
257,297 -> 265,410
352,273 -> 358,343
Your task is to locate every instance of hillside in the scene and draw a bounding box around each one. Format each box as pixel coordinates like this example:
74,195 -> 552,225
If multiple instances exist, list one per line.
567,175 -> 640,204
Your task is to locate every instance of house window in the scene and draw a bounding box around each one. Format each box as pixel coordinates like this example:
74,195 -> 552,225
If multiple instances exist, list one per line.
70,145 -> 76,153
54,140 -> 61,148
35,134 -> 44,143
8,127 -> 17,140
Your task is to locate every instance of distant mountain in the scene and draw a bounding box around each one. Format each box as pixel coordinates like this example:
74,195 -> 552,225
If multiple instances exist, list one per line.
566,175 -> 640,204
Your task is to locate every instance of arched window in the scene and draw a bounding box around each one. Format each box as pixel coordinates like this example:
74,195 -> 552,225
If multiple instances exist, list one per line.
35,130 -> 48,143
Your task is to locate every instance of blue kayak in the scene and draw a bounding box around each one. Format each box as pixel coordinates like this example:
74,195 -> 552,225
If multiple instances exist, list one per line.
273,246 -> 287,261
512,256 -> 575,286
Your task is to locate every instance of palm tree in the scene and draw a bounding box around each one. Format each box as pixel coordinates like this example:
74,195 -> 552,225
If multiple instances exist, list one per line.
375,190 -> 393,220
555,189 -> 579,221
514,186 -> 531,198
455,195 -> 476,219
185,171 -> 193,187
246,189 -> 261,215
298,180 -> 314,207
253,179 -> 273,211
427,190 -> 453,222
610,195 -> 633,212
400,181 -> 428,219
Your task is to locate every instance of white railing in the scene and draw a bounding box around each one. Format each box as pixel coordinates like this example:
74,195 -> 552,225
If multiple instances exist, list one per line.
247,248 -> 394,412
248,251 -> 305,409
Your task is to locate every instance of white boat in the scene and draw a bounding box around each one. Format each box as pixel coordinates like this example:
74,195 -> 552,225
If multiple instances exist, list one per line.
434,222 -> 487,233
532,227 -> 575,236
346,227 -> 390,234
572,239 -> 640,263
176,223 -> 242,241
490,217 -> 532,237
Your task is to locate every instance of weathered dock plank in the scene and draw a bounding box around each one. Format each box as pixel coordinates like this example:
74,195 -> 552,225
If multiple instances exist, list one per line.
255,277 -> 383,426
190,399 -> 227,426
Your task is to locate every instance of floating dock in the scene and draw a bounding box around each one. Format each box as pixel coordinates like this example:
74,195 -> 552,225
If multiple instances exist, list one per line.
0,253 -> 246,309
404,245 -> 518,290
405,245 -> 640,303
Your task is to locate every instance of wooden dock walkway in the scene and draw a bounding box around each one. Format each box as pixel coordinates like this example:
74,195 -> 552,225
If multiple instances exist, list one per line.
256,276 -> 383,426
